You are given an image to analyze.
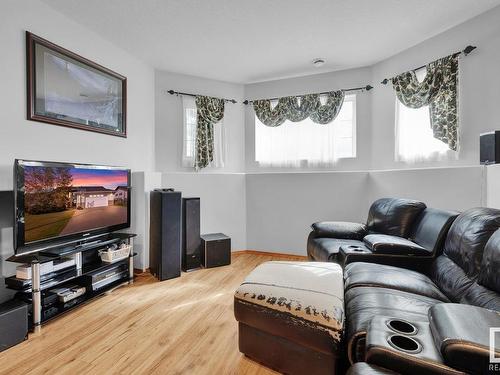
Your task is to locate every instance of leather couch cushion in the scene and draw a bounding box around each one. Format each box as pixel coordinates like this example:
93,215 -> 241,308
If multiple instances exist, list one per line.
366,316 -> 462,375
366,198 -> 426,238
347,363 -> 398,375
234,261 -> 344,354
429,304 -> 500,374
428,254 -> 476,303
311,221 -> 367,240
410,208 -> 459,254
345,286 -> 440,362
461,281 -> 500,311
478,229 -> 500,292
344,262 -> 449,302
442,207 -> 500,277
307,235 -> 364,261
363,234 -> 429,255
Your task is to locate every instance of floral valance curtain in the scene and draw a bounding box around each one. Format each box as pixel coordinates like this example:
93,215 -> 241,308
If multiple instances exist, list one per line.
195,95 -> 225,170
391,53 -> 460,151
252,90 -> 345,127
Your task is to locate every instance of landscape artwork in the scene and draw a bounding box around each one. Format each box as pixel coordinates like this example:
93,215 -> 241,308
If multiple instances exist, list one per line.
23,165 -> 129,243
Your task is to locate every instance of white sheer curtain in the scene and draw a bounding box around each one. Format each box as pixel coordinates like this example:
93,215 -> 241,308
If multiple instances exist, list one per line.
395,69 -> 457,163
182,96 -> 225,169
255,95 -> 356,167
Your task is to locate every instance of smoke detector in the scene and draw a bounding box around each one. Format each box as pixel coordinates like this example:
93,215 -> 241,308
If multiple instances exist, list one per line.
312,58 -> 326,67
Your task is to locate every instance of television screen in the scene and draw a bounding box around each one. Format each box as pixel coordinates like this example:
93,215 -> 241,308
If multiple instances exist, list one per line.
14,160 -> 131,252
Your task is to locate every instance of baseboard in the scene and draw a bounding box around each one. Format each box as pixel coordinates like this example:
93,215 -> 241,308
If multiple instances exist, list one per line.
233,250 -> 307,260
134,268 -> 150,275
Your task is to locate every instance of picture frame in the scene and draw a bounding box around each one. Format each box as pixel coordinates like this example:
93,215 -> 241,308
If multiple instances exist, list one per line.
26,31 -> 127,137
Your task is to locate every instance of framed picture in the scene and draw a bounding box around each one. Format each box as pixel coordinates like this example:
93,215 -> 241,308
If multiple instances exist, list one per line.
26,32 -> 127,137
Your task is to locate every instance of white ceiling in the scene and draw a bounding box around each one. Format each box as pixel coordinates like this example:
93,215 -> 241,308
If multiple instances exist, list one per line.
42,0 -> 500,83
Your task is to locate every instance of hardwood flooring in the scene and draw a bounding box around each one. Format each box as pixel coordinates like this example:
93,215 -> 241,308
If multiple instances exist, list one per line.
0,252 -> 305,375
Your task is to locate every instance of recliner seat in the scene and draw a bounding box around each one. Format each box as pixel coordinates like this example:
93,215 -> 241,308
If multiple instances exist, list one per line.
308,198 -> 427,262
308,198 -> 458,265
344,207 -> 500,363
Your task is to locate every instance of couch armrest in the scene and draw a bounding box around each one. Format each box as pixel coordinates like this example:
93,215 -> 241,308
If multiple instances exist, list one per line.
429,303 -> 500,374
311,221 -> 367,240
363,234 -> 431,256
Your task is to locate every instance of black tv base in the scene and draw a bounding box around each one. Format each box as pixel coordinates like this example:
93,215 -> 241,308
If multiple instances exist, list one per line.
5,232 -> 136,332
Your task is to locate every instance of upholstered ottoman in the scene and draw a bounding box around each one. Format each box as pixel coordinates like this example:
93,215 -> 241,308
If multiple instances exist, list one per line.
234,261 -> 344,375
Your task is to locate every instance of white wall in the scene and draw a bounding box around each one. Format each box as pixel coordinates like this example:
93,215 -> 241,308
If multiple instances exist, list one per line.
245,166 -> 485,255
153,71 -> 247,254
151,7 -> 500,256
155,70 -> 245,173
239,8 -> 500,254
0,0 -> 155,302
371,6 -> 500,170
161,173 -> 247,250
487,164 -> 500,209
368,166 -> 484,211
131,172 -> 162,271
246,172 -> 370,255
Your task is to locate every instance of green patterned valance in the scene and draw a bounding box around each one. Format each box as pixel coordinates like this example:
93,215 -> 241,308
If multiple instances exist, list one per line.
391,53 -> 460,151
252,90 -> 345,127
195,95 -> 224,170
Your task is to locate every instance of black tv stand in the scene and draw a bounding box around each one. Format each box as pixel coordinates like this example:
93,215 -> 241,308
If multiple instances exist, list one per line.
5,232 -> 136,332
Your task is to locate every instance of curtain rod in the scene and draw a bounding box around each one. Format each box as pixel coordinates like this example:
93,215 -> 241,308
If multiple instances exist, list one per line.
166,89 -> 237,104
242,85 -> 373,105
380,45 -> 476,85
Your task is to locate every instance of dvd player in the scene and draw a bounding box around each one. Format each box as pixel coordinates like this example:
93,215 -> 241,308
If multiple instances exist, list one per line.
82,261 -> 128,292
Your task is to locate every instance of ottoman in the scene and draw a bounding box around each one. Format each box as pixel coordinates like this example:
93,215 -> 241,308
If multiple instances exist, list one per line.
234,261 -> 344,375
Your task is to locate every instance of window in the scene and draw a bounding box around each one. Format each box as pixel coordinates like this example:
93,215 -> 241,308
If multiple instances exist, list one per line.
182,96 -> 225,168
255,94 -> 356,167
395,69 -> 453,163
182,101 -> 197,166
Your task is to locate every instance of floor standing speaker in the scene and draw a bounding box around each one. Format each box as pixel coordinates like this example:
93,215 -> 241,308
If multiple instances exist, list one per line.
0,300 -> 28,352
182,197 -> 201,272
480,131 -> 500,164
149,189 -> 182,281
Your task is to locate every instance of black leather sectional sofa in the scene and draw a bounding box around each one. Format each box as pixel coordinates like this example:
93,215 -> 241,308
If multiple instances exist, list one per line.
308,198 -> 500,374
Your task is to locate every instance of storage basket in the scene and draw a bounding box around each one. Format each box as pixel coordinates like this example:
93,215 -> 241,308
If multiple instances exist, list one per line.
99,245 -> 131,263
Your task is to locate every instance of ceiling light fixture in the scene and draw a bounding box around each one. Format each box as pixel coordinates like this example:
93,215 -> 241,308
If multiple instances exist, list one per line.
312,58 -> 325,67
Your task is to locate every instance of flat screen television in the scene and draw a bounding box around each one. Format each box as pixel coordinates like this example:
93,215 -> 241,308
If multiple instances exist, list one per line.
14,159 -> 131,254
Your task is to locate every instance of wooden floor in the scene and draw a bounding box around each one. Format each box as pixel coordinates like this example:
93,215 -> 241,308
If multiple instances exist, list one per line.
0,252 -> 304,375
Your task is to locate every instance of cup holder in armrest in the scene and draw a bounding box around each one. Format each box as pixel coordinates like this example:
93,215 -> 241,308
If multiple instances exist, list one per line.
387,335 -> 422,354
366,316 -> 454,374
347,245 -> 368,252
386,319 -> 417,335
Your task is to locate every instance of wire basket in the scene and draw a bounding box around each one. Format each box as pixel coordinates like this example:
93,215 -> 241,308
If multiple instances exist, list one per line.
99,245 -> 131,263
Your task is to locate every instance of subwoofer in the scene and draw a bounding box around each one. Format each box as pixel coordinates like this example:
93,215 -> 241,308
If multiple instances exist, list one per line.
149,189 -> 182,281
182,197 -> 201,272
201,233 -> 231,268
0,300 -> 28,352
480,131 -> 500,164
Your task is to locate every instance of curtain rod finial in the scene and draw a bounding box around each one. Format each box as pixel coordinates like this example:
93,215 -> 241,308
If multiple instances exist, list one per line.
463,45 -> 476,56
167,89 -> 175,95
381,78 -> 389,85
243,100 -> 249,105
366,85 -> 374,91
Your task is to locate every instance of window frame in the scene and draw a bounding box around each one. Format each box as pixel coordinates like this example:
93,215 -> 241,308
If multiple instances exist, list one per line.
254,93 -> 357,166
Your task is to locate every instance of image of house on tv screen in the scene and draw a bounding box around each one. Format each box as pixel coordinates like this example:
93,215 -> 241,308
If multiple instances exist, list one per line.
23,166 -> 128,243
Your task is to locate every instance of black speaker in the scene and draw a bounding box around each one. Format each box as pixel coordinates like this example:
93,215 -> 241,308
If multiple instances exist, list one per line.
0,300 -> 28,352
480,131 -> 500,164
149,189 -> 182,281
182,197 -> 201,272
201,233 -> 231,268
